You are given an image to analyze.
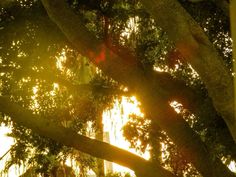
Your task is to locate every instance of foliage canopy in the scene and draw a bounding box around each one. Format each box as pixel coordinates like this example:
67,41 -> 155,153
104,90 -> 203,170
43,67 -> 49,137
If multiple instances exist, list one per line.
0,0 -> 235,177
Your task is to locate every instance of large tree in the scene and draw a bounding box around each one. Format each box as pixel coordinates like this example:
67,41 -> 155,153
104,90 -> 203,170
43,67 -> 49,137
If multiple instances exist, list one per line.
0,0 -> 235,177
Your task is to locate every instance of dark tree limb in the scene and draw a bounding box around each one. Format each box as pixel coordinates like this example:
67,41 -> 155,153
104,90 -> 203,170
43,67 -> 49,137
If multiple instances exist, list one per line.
140,0 -> 235,143
0,96 -> 176,177
39,1 -> 235,177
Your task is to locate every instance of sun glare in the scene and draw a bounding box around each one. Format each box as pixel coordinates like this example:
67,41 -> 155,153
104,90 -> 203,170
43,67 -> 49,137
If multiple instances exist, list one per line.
0,124 -> 20,177
102,96 -> 149,175
0,94 -> 149,176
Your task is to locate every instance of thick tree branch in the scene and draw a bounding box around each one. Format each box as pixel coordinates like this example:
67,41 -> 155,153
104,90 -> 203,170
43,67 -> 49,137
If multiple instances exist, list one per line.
41,0 -> 146,88
0,3 -> 205,117
39,1 -> 235,177
140,0 -> 236,143
0,96 -> 176,177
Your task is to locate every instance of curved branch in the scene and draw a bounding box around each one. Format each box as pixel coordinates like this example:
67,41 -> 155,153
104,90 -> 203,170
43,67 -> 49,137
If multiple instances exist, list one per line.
0,96 -> 176,177
0,1 -> 206,123
140,0 -> 235,143
39,1 -> 235,177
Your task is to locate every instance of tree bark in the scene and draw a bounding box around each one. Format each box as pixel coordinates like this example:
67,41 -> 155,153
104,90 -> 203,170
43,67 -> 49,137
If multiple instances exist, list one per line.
39,1 -> 235,176
231,0 -> 236,150
140,0 -> 236,143
0,3 -> 213,125
0,96 -> 176,177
